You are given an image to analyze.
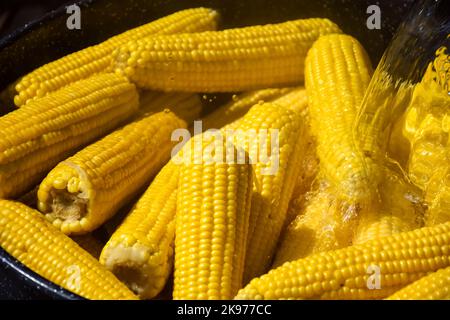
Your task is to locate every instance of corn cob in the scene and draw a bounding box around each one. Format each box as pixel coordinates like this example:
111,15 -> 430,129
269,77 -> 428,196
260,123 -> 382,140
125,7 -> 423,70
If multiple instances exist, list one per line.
221,102 -> 304,283
387,266 -> 450,300
385,49 -> 450,227
37,110 -> 185,235
100,161 -> 179,299
0,73 -> 138,199
174,136 -> 253,299
114,18 -> 341,92
275,34 -> 374,262
281,93 -> 318,225
407,50 -> 449,179
71,234 -> 104,259
13,8 -> 219,107
273,88 -> 314,225
364,46 -> 447,173
201,88 -> 294,131
0,200 -> 137,299
306,34 -> 374,205
405,79 -> 449,190
284,138 -> 319,226
137,91 -> 202,124
236,222 -> 450,300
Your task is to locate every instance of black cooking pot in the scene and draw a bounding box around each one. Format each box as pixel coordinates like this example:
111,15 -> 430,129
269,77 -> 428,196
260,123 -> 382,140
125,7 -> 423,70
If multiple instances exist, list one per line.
0,0 -> 415,299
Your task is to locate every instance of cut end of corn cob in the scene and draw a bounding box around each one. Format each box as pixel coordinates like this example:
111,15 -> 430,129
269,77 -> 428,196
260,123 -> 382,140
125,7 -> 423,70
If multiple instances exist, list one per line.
0,200 -> 137,300
102,243 -> 167,298
38,162 -> 92,233
100,161 -> 179,299
13,7 -> 219,107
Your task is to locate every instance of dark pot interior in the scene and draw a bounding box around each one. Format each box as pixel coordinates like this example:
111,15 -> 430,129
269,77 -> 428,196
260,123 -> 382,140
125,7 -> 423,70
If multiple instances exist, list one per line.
0,0 -> 415,299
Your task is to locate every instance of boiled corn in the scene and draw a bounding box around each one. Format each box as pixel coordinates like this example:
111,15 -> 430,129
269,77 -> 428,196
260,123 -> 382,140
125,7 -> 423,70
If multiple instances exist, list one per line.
38,110 -> 185,235
114,18 -> 341,92
0,200 -> 137,299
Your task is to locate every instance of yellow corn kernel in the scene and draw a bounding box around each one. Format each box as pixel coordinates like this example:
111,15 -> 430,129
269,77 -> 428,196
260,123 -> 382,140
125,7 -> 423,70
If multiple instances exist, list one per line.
100,161 -> 179,299
273,88 -> 316,226
201,88 -> 295,131
222,102 -> 304,283
271,87 -> 309,115
0,73 -> 138,199
0,200 -> 137,300
71,234 -> 104,259
114,18 -> 341,92
236,222 -> 450,300
387,266 -> 450,300
283,101 -> 319,225
137,91 -> 202,124
14,8 -> 219,107
38,110 -> 185,235
173,136 -> 253,300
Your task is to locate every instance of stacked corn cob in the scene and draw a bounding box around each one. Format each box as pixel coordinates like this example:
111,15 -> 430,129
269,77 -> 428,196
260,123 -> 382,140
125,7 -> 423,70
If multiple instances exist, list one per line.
0,6 -> 449,301
113,18 -> 341,92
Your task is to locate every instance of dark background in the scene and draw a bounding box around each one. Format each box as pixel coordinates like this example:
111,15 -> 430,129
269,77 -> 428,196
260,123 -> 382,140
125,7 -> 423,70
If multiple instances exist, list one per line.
0,1 -> 74,38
